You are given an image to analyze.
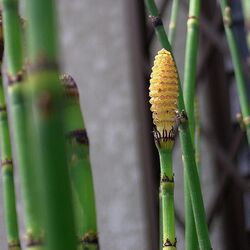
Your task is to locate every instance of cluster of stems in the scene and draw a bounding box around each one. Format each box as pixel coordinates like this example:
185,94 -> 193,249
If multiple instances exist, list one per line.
1,0 -> 44,249
220,0 -> 250,146
61,74 -> 98,250
145,0 -> 212,249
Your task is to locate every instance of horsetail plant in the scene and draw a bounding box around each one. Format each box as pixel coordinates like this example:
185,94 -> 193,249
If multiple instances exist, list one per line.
183,0 -> 201,248
24,0 -> 77,249
1,0 -> 44,248
61,74 -> 99,250
149,49 -> 178,249
0,12 -> 21,249
145,0 -> 212,249
220,0 -> 250,146
168,0 -> 180,47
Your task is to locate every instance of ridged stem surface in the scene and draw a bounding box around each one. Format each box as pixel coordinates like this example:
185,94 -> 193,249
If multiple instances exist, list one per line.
0,74 -> 21,249
24,1 -> 76,249
2,0 -> 43,248
220,0 -> 250,145
159,148 -> 176,250
145,1 -> 211,249
61,75 -> 98,250
183,1 -> 200,249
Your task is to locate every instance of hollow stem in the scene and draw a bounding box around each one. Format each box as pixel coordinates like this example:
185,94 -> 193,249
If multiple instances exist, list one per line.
1,0 -> 44,248
61,75 -> 99,250
220,0 -> 250,145
158,147 -> 176,250
145,1 -> 212,249
24,0 -> 77,249
168,0 -> 180,47
183,0 -> 200,249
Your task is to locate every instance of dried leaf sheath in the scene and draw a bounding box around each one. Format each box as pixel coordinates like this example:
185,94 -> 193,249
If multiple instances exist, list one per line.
149,48 -> 178,145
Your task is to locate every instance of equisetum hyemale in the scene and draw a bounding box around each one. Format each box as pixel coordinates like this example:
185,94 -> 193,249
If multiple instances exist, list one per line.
149,48 -> 179,249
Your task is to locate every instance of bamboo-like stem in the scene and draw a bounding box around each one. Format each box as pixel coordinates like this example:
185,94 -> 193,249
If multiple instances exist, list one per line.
24,1 -> 76,249
168,0 -> 180,46
158,148 -> 176,249
0,10 -> 21,250
183,1 -> 200,249
1,0 -> 44,249
220,0 -> 250,145
194,99 -> 201,169
0,75 -> 21,250
145,1 -> 212,249
61,74 -> 99,250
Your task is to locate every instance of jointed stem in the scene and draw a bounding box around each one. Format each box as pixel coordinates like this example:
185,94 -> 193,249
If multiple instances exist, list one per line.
220,0 -> 250,146
145,0 -> 211,249
159,148 -> 176,249
183,0 -> 200,249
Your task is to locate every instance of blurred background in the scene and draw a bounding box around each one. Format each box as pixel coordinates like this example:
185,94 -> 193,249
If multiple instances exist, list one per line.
0,0 -> 250,249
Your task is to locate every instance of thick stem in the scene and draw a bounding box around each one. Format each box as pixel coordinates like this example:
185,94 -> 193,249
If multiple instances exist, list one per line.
183,1 -> 200,249
2,0 -> 43,248
24,1 -> 77,249
61,75 -> 99,250
159,148 -> 176,250
144,1 -> 212,249
168,0 -> 180,47
220,0 -> 250,145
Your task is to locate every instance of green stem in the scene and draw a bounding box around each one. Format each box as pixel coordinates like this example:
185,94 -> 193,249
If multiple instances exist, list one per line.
183,1 -> 200,249
168,0 -> 180,47
159,148 -> 176,250
242,0 -> 250,49
220,0 -> 250,145
145,1 -> 212,249
0,74 -> 21,249
2,0 -> 43,248
24,1 -> 77,249
61,75 -> 98,250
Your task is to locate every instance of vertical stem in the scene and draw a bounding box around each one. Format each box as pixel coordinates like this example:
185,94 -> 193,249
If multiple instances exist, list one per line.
0,73 -> 21,250
159,148 -> 176,249
1,0 -> 44,248
168,0 -> 180,47
61,75 -> 99,250
183,0 -> 200,249
24,1 -> 77,249
0,9 -> 21,250
144,1 -> 212,249
242,0 -> 250,49
220,0 -> 250,145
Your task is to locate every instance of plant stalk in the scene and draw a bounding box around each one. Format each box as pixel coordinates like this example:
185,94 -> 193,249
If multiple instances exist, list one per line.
158,147 -> 176,249
1,0 -> 44,248
183,0 -> 200,249
0,72 -> 21,250
144,0 -> 212,249
61,75 -> 99,250
24,0 -> 77,249
168,0 -> 180,47
220,0 -> 250,145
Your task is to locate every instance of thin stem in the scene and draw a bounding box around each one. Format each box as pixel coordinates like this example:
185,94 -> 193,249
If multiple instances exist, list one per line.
159,148 -> 176,249
242,0 -> 250,49
168,0 -> 180,47
144,1 -> 212,249
2,0 -> 43,248
24,0 -> 77,249
220,0 -> 250,145
61,75 -> 99,250
183,0 -> 200,249
0,73 -> 21,249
